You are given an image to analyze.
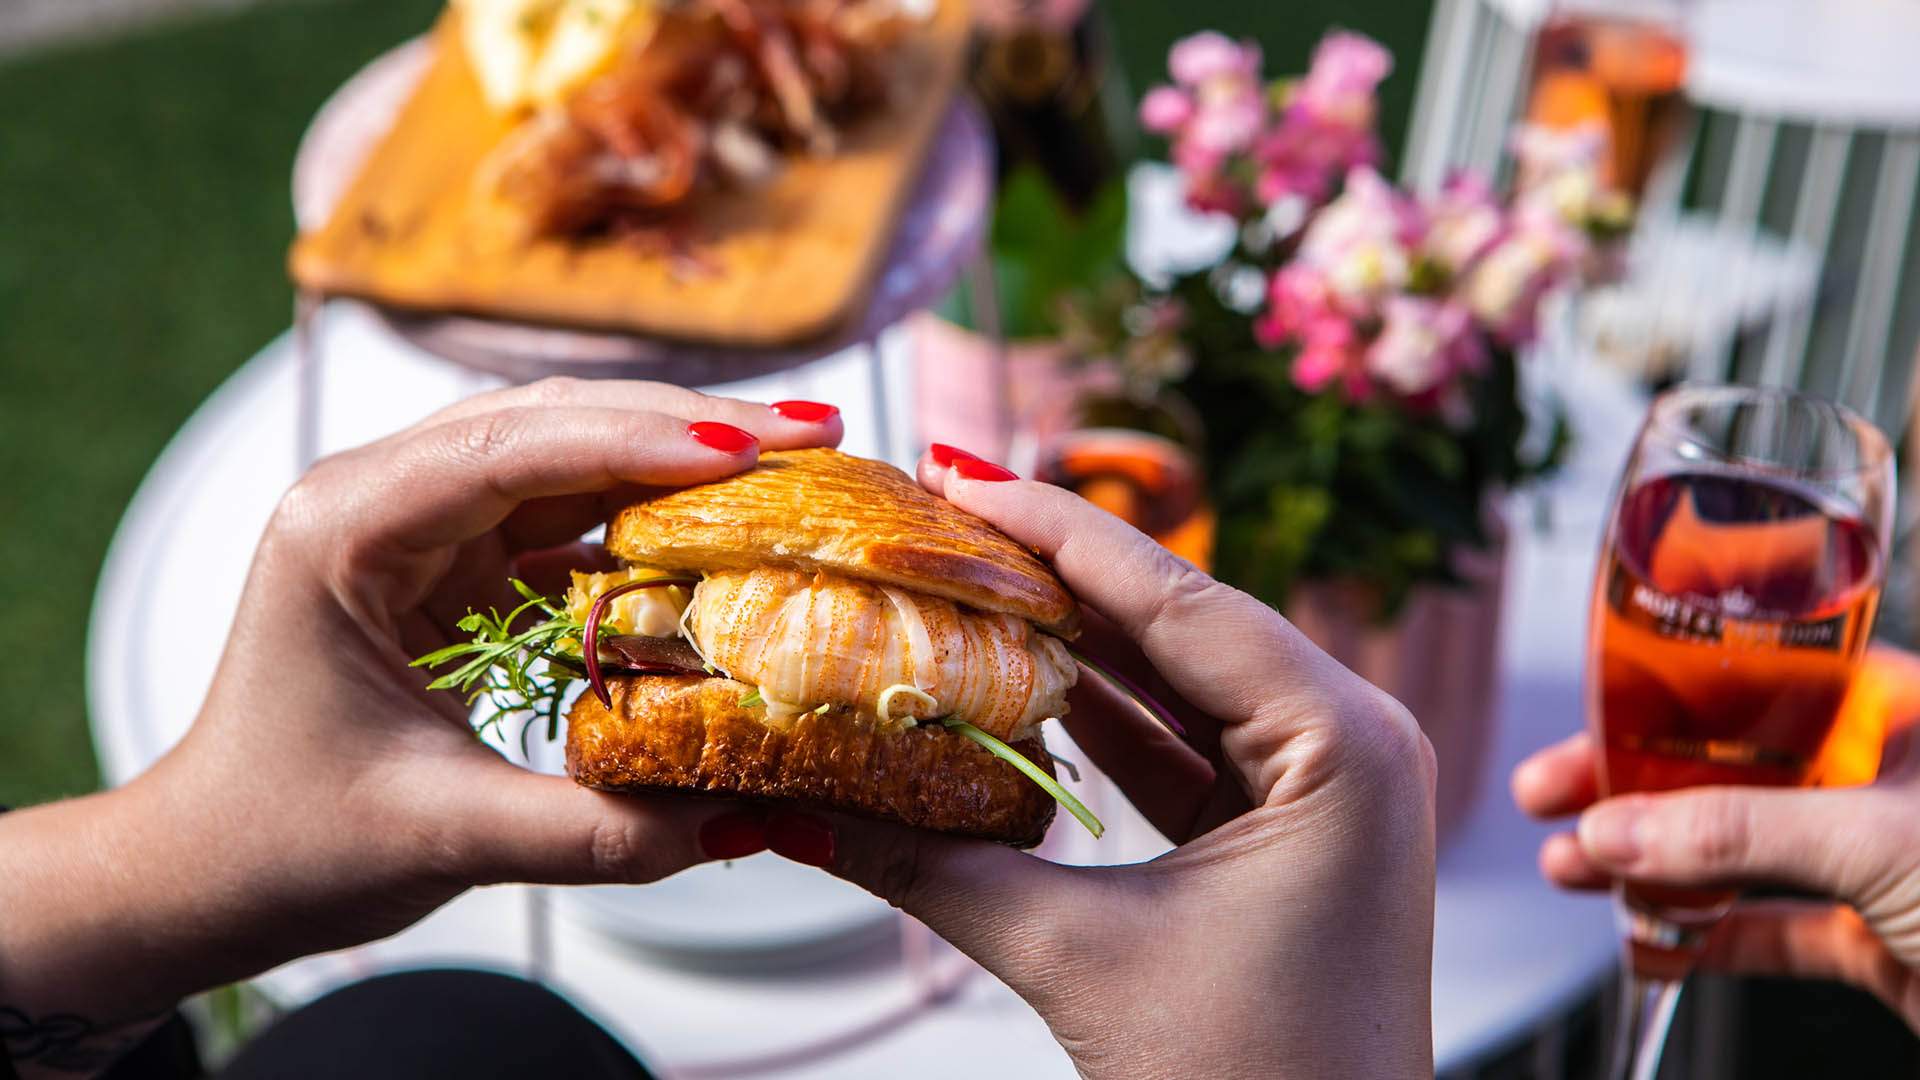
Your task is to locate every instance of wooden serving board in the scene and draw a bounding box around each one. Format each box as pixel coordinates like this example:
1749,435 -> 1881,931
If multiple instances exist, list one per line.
289,1 -> 969,348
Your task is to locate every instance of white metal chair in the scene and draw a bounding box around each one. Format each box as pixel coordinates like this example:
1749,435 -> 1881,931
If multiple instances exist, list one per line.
1403,0 -> 1920,437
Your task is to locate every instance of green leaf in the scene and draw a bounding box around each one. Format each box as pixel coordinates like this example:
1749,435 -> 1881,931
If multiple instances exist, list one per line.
738,689 -> 763,709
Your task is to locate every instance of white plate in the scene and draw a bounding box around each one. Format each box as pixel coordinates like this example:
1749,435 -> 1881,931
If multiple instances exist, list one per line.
557,858 -> 898,970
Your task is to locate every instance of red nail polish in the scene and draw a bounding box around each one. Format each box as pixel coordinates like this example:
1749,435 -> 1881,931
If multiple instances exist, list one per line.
771,400 -> 840,423
688,421 -> 758,454
952,456 -> 1016,482
767,813 -> 835,868
929,443 -> 979,468
699,811 -> 768,861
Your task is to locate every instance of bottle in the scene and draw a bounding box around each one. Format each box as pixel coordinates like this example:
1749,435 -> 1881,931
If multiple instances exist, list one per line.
967,0 -> 1133,211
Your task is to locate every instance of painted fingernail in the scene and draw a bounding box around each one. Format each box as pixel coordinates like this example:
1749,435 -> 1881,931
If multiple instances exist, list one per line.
699,811 -> 768,861
688,421 -> 758,454
952,456 -> 1017,482
767,813 -> 835,867
771,400 -> 840,423
1578,802 -> 1644,866
928,443 -> 979,467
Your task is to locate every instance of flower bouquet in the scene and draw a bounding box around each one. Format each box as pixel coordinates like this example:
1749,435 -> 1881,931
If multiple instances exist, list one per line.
1082,29 -> 1628,616
1058,29 -> 1631,837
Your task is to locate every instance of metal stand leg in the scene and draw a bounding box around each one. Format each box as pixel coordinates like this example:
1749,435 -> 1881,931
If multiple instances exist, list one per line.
526,887 -> 553,986
962,252 -> 1013,463
294,291 -> 324,472
864,339 -> 895,466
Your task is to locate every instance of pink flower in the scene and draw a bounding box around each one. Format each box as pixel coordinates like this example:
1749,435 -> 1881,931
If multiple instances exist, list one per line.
1248,32 -> 1392,207
1293,316 -> 1367,397
1423,171 -> 1504,273
1186,88 -> 1267,157
1295,31 -> 1393,128
1459,213 -> 1582,345
1295,167 -> 1418,311
1254,120 -> 1380,205
1168,31 -> 1262,86
1139,86 -> 1194,133
1366,297 -> 1483,396
1147,32 -> 1273,214
1256,265 -> 1337,347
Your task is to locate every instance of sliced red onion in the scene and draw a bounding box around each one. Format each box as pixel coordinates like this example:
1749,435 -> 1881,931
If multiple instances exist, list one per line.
599,633 -> 706,674
585,577 -> 698,707
1067,647 -> 1188,738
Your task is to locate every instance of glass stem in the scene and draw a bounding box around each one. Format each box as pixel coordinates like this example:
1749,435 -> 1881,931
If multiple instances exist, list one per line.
1610,973 -> 1683,1080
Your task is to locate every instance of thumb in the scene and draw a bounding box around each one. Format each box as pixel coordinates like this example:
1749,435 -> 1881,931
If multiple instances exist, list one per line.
435,759 -> 760,885
769,811 -> 1118,997
1576,786 -> 1898,905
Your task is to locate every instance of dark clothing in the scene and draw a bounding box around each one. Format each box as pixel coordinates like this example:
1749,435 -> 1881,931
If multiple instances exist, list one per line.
218,969 -> 653,1080
20,970 -> 650,1080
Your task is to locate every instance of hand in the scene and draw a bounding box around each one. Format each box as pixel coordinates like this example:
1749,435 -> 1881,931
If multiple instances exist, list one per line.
0,380 -> 843,1078
762,451 -> 1439,1079
1512,645 -> 1920,1031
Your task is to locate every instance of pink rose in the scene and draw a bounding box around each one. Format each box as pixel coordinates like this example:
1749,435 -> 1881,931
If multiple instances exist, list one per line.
1139,86 -> 1195,133
1168,31 -> 1262,86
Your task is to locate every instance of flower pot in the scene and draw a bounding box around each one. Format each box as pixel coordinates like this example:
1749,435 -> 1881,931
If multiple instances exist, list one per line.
1284,520 -> 1510,848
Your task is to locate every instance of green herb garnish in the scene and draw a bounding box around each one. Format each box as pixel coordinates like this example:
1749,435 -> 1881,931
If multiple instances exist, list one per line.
411,578 -> 584,753
943,719 -> 1105,839
738,689 -> 763,709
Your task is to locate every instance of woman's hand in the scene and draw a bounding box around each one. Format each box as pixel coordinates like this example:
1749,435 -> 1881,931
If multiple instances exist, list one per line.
762,451 -> 1439,1079
0,380 -> 842,1078
1512,646 -> 1920,1031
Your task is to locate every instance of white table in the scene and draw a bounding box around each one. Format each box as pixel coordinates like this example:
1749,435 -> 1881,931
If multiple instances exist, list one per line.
88,300 -> 1636,1075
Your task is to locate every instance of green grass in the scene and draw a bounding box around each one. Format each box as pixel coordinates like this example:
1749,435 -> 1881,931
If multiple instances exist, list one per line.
0,0 -> 1428,808
0,0 -> 442,806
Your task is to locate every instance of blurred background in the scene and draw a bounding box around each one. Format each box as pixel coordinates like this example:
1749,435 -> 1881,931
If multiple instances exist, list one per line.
4,1 -> 1920,1077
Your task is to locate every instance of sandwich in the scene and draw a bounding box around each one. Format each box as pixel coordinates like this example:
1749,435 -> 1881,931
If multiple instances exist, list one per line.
417,447 -> 1103,846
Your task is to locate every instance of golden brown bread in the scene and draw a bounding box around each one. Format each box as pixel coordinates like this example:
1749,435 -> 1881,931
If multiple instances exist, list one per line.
567,674 -> 1057,846
607,448 -> 1078,634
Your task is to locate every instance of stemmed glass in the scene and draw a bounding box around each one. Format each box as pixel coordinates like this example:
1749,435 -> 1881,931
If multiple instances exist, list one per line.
1587,385 -> 1893,1080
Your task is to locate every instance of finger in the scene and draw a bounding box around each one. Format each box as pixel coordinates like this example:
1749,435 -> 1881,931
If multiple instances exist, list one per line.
923,462 -> 1425,810
1575,786 -> 1903,904
765,809 -> 1111,996
1538,830 -> 1612,891
312,406 -> 757,559
1063,677 -> 1220,842
925,464 -> 1342,733
1701,902 -> 1920,1030
436,757 -> 763,885
1058,611 -> 1242,842
1511,732 -> 1600,820
419,378 -> 844,451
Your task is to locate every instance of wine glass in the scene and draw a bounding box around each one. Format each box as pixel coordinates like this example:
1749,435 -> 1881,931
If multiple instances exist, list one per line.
1588,384 -> 1893,1080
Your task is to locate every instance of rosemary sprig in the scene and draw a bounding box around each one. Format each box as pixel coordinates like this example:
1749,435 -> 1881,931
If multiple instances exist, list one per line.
411,578 -> 584,749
